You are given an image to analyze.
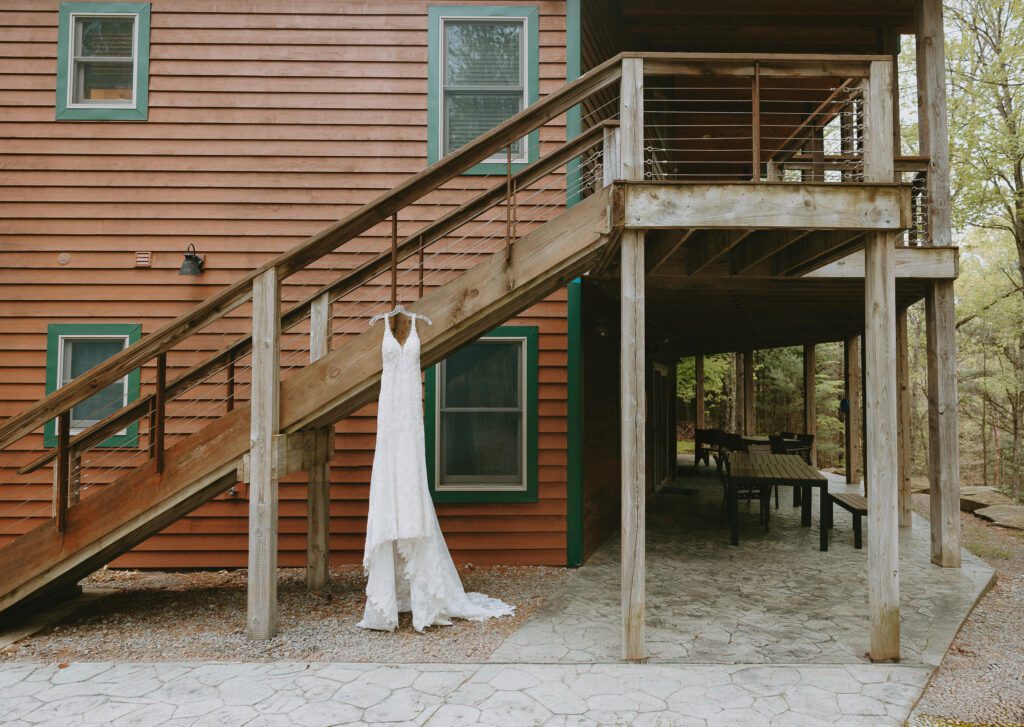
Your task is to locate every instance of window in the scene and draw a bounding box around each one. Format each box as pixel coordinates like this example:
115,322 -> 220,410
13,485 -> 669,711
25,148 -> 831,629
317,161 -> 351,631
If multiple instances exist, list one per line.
427,6 -> 539,174
425,326 -> 538,503
44,324 -> 142,448
56,3 -> 151,121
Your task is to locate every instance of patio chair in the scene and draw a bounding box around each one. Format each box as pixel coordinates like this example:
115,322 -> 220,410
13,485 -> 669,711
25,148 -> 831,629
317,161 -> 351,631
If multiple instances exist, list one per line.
795,433 -> 815,465
720,435 -> 770,529
694,428 -> 717,467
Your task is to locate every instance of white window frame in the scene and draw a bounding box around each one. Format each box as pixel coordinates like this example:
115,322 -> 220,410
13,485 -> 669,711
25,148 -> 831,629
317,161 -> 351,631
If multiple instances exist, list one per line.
438,14 -> 530,164
65,10 -> 140,110
57,334 -> 132,434
434,334 -> 529,492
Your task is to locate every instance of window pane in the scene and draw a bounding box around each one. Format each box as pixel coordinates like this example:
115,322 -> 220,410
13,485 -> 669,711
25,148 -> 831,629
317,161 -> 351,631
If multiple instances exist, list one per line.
443,341 -> 520,408
445,92 -> 522,155
442,412 -> 521,479
76,17 -> 134,58
64,339 -> 127,427
444,20 -> 521,87
74,61 -> 133,102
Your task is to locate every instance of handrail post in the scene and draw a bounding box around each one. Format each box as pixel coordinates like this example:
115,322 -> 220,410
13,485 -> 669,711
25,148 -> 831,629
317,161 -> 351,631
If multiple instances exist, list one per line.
390,213 -> 398,309
602,124 -> 620,188
306,292 -> 332,592
752,62 -> 761,182
226,350 -> 235,412
619,56 -> 646,663
247,268 -> 281,640
154,353 -> 166,474
55,411 -> 70,532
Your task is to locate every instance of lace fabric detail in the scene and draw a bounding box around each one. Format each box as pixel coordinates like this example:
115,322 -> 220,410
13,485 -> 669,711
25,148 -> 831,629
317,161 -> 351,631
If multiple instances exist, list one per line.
358,315 -> 515,632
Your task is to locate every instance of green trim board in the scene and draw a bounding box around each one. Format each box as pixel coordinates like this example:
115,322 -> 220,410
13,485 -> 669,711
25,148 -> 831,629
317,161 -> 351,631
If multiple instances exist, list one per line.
425,325 -> 539,504
56,2 -> 151,121
565,278 -> 584,566
44,323 -> 142,448
565,0 -> 583,207
427,5 -> 540,175
565,3 -> 585,565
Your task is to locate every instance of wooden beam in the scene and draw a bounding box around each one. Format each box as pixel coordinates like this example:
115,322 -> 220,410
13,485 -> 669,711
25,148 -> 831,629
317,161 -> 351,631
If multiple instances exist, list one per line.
770,230 -> 864,277
743,350 -> 755,436
620,56 -> 646,663
864,58 -> 900,663
844,336 -> 863,485
916,0 -> 952,246
926,281 -> 961,567
622,182 -> 910,230
896,307 -> 912,528
646,229 -> 695,274
803,344 -> 817,467
307,293 -> 332,592
729,230 -> 810,275
695,355 -> 705,429
689,230 -> 754,275
803,246 -> 958,279
247,268 -> 281,641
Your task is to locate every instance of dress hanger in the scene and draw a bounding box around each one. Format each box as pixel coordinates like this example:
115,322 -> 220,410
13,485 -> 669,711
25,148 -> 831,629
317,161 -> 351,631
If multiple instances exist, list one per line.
368,304 -> 433,327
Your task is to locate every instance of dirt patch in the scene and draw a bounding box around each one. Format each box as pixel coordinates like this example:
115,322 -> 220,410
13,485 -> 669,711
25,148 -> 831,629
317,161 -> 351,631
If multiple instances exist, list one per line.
0,564 -> 570,663
910,493 -> 1024,726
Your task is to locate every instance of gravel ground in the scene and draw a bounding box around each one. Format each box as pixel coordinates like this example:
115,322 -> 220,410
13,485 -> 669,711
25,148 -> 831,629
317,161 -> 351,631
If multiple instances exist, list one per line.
910,493 -> 1024,726
0,564 -> 569,663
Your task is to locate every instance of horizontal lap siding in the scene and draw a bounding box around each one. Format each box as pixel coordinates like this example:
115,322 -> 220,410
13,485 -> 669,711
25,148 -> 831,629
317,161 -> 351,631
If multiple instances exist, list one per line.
0,0 -> 570,568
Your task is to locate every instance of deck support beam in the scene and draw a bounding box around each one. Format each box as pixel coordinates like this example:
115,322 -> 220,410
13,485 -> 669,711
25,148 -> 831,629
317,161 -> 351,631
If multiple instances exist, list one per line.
247,268 -> 281,641
864,58 -> 900,662
743,350 -> 754,436
896,307 -> 913,528
306,293 -> 333,591
844,336 -> 862,485
926,282 -> 961,566
803,345 -> 817,467
619,56 -> 645,662
918,0 -> 961,568
695,355 -> 705,430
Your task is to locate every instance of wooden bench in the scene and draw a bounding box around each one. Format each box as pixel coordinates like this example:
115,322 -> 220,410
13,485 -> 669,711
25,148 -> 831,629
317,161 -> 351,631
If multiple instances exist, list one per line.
828,493 -> 868,549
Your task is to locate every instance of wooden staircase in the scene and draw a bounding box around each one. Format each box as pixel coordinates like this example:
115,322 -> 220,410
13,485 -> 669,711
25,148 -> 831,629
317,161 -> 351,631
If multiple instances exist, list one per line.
0,53 -> 624,616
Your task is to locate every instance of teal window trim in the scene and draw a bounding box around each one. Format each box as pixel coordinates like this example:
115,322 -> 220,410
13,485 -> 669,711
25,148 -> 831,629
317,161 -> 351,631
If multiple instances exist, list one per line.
566,279 -> 584,566
44,323 -> 142,448
427,5 -> 539,175
56,2 -> 151,121
565,0 -> 583,207
425,326 -> 539,504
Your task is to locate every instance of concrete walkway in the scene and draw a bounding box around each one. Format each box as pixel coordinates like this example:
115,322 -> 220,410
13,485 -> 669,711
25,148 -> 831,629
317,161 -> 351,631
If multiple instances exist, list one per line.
0,466 -> 995,726
0,661 -> 932,726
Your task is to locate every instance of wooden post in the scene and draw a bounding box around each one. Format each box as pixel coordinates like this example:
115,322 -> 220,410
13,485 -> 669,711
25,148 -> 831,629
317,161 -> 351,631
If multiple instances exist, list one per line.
306,292 -> 332,591
926,282 -> 961,566
803,344 -> 817,467
55,411 -> 70,533
844,336 -> 862,485
154,353 -> 166,474
864,59 -> 900,662
695,354 -> 705,430
733,352 -> 743,433
743,350 -> 754,436
602,124 -> 621,188
619,56 -> 645,662
247,268 -> 281,640
751,62 -> 761,182
896,308 -> 913,528
918,0 -> 961,567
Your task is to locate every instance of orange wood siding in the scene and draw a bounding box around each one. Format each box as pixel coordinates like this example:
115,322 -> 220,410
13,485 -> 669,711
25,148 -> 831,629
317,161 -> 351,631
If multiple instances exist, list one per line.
0,0 -> 571,568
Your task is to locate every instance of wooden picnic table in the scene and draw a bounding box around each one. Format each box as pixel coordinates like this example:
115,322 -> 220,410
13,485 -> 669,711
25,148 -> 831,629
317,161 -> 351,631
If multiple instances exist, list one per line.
727,453 -> 830,550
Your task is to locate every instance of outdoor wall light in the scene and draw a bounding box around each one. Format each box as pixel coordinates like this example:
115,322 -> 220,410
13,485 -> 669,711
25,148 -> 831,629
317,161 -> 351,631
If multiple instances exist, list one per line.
179,244 -> 205,276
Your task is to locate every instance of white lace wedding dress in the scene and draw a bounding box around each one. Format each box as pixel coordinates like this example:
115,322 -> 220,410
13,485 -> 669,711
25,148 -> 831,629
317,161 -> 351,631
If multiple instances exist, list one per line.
358,314 -> 514,632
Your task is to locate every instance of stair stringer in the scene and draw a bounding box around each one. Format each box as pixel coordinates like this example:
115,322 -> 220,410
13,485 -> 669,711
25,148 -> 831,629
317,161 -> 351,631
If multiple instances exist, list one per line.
0,187 -> 611,615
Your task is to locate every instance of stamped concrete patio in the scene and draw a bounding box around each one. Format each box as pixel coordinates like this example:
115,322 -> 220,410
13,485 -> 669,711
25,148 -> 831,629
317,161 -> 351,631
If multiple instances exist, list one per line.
491,465 -> 995,667
0,465 -> 997,726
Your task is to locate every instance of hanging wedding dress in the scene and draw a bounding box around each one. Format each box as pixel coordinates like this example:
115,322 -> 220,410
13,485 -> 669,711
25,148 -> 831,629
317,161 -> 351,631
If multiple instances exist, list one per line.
358,312 -> 514,632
